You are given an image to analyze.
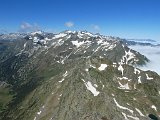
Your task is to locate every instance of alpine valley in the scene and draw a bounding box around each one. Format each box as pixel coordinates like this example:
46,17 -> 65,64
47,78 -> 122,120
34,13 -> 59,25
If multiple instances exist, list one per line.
0,31 -> 160,120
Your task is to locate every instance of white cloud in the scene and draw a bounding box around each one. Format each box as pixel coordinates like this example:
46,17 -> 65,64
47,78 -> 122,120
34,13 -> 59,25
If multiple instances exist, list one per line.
20,22 -> 32,29
19,22 -> 40,32
91,24 -> 100,31
129,45 -> 160,74
65,22 -> 74,27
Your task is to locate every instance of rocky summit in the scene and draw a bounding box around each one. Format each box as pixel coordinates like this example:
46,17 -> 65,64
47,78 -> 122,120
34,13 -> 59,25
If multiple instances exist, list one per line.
0,31 -> 160,120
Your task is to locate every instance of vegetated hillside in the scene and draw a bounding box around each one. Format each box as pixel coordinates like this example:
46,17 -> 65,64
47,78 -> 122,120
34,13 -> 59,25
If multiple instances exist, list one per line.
0,31 -> 159,120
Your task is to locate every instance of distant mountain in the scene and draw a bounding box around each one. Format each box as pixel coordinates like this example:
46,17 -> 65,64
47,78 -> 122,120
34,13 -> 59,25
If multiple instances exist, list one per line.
127,39 -> 157,43
122,38 -> 160,46
0,31 -> 160,120
0,33 -> 27,41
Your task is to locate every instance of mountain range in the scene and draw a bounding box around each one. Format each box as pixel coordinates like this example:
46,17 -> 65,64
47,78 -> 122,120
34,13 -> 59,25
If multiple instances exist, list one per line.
0,31 -> 160,120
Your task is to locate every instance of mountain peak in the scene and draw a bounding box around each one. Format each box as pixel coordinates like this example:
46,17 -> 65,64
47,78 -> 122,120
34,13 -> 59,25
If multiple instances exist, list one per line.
30,30 -> 44,35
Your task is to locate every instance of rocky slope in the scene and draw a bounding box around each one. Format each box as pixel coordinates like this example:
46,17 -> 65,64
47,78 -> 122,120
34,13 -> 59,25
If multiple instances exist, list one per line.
0,31 -> 160,120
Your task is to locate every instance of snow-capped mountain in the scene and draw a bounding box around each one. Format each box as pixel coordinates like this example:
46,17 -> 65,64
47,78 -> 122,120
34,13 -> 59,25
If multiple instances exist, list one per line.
16,31 -> 149,65
0,31 -> 160,120
0,33 -> 27,41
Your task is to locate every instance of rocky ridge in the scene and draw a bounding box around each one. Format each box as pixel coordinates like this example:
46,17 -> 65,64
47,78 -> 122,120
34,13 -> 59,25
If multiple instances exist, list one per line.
0,31 -> 159,120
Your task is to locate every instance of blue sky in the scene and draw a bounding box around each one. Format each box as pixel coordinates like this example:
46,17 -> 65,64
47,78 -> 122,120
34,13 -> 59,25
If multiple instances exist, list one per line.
0,0 -> 160,40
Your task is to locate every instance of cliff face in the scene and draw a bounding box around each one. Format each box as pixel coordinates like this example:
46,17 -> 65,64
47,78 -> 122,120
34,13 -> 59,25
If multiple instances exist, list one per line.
0,31 -> 159,120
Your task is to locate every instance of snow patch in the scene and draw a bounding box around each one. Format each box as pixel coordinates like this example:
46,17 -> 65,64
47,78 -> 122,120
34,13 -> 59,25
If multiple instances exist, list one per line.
85,69 -> 89,72
24,42 -> 27,48
71,41 -> 85,47
98,64 -> 107,71
118,82 -> 130,90
146,74 -> 153,80
63,71 -> 68,77
151,105 -> 157,111
90,64 -> 96,69
44,37 -> 52,41
113,62 -> 117,67
118,64 -> 124,75
133,98 -> 136,101
33,37 -> 39,43
97,39 -> 103,45
134,68 -> 140,74
113,98 -> 133,114
58,71 -> 68,83
58,78 -> 64,83
94,84 -> 98,87
135,108 -> 144,116
29,36 -> 32,39
52,33 -> 67,39
138,76 -> 142,84
111,94 -> 115,96
37,111 -> 41,115
126,50 -> 135,63
31,31 -> 42,35
134,84 -> 136,89
85,32 -> 94,37
84,81 -> 100,96
123,50 -> 136,64
77,31 -> 96,38
122,112 -> 128,120
118,77 -> 131,81
56,61 -> 60,63
107,44 -> 116,50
